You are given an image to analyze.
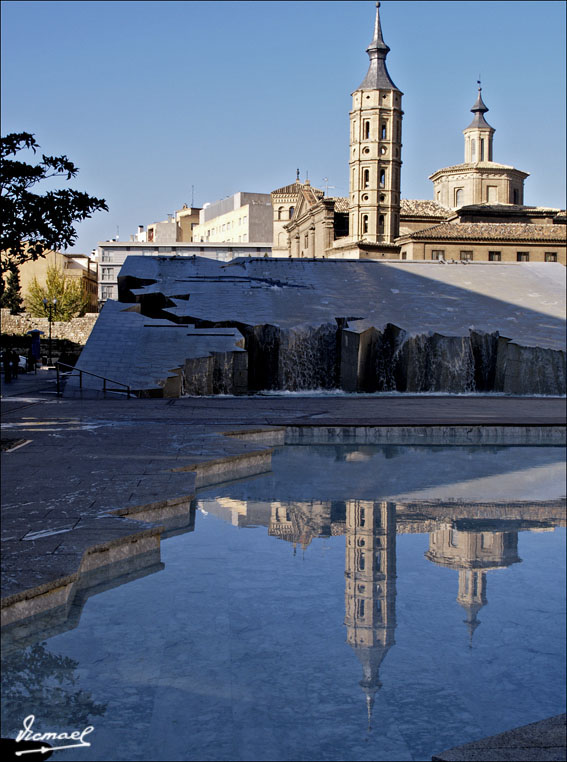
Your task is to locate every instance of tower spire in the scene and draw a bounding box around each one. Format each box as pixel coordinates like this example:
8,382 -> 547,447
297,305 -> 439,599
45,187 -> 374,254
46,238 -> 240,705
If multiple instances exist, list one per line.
467,81 -> 493,130
357,1 -> 399,91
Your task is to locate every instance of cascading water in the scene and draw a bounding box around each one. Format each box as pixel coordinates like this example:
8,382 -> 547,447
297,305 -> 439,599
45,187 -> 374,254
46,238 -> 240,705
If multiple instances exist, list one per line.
278,323 -> 338,391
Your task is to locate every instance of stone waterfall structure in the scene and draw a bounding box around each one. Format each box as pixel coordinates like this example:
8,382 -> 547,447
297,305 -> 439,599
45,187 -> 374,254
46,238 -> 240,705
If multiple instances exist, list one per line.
70,257 -> 566,397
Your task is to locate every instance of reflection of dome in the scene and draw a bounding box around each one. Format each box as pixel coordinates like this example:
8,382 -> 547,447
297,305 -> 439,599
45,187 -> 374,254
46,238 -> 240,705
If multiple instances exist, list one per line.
425,525 -> 521,645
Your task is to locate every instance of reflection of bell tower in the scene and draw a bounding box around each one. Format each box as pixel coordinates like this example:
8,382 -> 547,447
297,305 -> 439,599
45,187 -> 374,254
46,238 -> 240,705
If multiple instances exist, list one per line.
425,522 -> 521,644
344,500 -> 397,728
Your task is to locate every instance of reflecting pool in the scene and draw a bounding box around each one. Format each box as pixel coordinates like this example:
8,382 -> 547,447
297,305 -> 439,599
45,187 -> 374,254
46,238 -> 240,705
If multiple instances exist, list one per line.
2,445 -> 566,761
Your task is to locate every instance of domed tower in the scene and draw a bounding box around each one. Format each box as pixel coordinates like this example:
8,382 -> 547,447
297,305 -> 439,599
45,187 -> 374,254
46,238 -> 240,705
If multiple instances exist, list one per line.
349,2 -> 403,247
430,84 -> 529,208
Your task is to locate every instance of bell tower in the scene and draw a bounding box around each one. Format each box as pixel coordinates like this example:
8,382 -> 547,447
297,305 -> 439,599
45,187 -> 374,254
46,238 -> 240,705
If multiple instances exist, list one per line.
349,2 -> 403,245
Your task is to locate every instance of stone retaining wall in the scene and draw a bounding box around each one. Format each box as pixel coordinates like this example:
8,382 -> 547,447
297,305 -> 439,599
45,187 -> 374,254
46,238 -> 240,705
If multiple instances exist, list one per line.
1,309 -> 98,345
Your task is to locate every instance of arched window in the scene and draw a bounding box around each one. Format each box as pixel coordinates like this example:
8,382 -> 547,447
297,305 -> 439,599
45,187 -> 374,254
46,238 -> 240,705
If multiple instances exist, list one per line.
277,207 -> 284,220
363,169 -> 370,188
381,122 -> 387,139
378,214 -> 384,231
480,139 -> 485,161
362,215 -> 369,234
288,206 -> 295,219
471,139 -> 476,161
455,188 -> 464,207
379,170 -> 385,188
364,120 -> 370,139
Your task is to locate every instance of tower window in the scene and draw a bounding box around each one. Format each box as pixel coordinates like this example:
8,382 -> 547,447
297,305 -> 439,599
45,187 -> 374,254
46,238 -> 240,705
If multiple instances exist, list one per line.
379,170 -> 385,188
363,120 -> 370,139
289,206 -> 294,219
545,252 -> 557,262
455,188 -> 464,206
480,138 -> 485,161
362,215 -> 369,234
381,122 -> 387,139
363,168 -> 370,188
517,252 -> 529,262
513,189 -> 519,204
277,207 -> 284,220
378,214 -> 385,232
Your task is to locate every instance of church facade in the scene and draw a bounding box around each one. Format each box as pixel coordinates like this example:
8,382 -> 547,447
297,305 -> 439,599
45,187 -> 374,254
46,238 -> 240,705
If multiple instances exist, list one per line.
273,2 -> 565,265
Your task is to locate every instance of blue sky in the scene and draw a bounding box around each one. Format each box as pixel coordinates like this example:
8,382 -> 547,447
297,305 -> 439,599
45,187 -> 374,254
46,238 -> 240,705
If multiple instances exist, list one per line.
1,0 -> 565,253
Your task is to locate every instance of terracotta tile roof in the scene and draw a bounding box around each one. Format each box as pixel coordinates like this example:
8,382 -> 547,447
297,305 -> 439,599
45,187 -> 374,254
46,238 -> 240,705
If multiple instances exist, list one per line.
329,197 -> 349,212
408,222 -> 567,242
400,199 -> 450,217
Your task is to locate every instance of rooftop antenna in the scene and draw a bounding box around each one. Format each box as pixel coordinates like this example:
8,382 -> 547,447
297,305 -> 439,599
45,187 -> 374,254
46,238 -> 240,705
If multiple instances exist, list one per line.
116,225 -> 119,241
322,177 -> 336,196
296,168 -> 300,182
191,184 -> 195,207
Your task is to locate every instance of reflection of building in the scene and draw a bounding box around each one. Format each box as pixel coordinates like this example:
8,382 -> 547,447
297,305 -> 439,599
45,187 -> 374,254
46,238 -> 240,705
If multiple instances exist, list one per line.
425,522 -> 521,642
344,500 -> 397,727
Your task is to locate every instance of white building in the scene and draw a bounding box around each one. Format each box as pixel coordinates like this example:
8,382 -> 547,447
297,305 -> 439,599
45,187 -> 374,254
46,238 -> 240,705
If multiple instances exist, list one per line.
192,192 -> 273,243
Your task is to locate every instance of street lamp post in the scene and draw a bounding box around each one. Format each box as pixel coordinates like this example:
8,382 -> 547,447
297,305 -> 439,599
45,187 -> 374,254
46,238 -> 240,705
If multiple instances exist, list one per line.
43,297 -> 57,366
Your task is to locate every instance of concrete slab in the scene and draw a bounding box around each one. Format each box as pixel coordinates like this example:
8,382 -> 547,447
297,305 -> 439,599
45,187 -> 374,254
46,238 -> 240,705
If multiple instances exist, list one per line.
432,713 -> 566,761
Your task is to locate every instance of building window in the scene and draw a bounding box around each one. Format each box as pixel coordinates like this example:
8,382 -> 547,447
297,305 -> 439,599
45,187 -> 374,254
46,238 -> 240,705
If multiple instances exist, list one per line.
460,250 -> 473,261
277,207 -> 284,220
545,252 -> 557,262
513,189 -> 519,204
101,267 -> 113,280
381,122 -> 387,139
471,139 -> 476,161
517,252 -> 529,262
379,170 -> 385,188
363,169 -> 370,188
304,234 -> 309,248
431,249 -> 445,260
288,207 -> 294,219
378,214 -> 384,232
363,120 -> 370,139
488,251 -> 501,261
480,138 -> 485,161
362,215 -> 369,234
101,285 -> 114,299
487,186 -> 498,203
101,251 -> 111,262
455,188 -> 464,206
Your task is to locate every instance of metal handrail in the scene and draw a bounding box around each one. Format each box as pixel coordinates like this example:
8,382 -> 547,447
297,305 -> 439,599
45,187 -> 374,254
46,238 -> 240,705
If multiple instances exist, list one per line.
56,362 -> 134,398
